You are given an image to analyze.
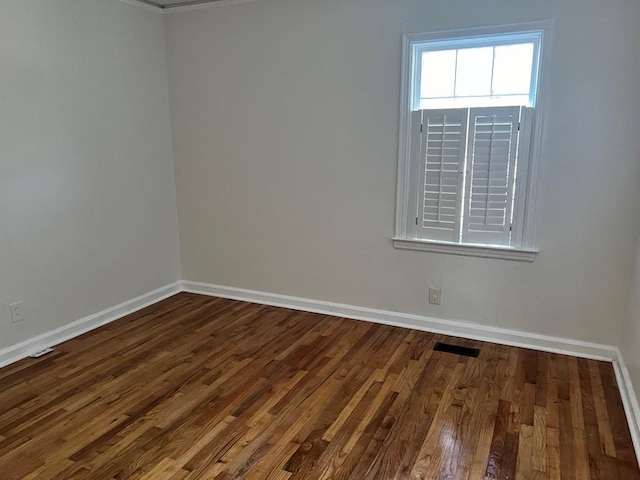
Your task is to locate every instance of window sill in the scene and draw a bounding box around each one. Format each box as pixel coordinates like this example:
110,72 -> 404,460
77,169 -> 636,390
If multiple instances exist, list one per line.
392,238 -> 538,262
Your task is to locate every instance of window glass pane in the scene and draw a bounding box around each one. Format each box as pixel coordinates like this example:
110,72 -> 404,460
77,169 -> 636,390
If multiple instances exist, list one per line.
492,43 -> 534,97
455,47 -> 493,97
421,50 -> 456,99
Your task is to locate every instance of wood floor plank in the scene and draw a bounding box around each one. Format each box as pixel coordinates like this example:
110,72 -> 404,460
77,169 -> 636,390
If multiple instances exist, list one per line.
0,293 -> 637,479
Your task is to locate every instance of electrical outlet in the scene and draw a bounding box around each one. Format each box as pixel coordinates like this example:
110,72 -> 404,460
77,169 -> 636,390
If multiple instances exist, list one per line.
429,288 -> 441,306
9,301 -> 25,323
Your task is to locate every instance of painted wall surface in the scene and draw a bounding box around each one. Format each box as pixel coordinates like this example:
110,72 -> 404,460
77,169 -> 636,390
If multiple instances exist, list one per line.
0,0 -> 181,351
621,231 -> 640,402
165,0 -> 640,345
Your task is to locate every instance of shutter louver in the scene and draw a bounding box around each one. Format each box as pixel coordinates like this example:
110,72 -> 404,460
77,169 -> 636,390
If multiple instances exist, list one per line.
415,109 -> 468,242
462,106 -> 521,246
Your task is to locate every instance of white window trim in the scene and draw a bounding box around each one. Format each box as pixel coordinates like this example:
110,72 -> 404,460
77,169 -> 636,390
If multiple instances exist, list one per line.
391,238 -> 538,262
394,21 -> 554,262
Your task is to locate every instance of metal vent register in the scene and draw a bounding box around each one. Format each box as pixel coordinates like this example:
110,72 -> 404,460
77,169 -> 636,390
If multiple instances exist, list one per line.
433,342 -> 480,358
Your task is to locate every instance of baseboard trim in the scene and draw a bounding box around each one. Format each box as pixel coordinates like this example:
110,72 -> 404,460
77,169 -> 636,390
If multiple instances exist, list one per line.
0,282 -> 182,369
613,350 -> 640,461
181,280 -> 617,362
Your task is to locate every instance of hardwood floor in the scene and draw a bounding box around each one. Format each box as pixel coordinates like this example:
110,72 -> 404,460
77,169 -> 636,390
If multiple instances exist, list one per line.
0,293 -> 638,480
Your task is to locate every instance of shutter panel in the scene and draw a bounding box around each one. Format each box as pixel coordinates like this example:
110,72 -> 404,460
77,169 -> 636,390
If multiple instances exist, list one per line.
462,106 -> 521,246
511,107 -> 535,247
414,108 -> 468,242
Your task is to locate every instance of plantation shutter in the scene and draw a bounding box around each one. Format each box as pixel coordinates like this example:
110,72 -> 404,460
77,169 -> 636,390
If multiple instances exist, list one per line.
414,109 -> 468,242
462,106 -> 522,246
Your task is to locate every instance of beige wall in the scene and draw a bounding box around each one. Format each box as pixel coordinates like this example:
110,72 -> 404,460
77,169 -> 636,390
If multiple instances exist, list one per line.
3,0 -> 639,355
0,0 -> 181,351
165,0 -> 640,345
621,231 -> 640,402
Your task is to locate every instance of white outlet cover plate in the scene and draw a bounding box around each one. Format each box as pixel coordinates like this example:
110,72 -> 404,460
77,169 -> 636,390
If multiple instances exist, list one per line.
9,301 -> 25,323
429,288 -> 441,305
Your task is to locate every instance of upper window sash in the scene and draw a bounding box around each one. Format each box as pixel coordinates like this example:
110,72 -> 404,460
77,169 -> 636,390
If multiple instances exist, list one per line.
410,31 -> 543,111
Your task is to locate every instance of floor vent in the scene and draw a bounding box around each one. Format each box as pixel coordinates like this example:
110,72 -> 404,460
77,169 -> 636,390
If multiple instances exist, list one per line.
434,342 -> 480,358
29,348 -> 54,358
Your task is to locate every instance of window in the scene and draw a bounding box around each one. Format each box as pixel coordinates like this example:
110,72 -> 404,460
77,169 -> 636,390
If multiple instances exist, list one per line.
394,23 -> 551,261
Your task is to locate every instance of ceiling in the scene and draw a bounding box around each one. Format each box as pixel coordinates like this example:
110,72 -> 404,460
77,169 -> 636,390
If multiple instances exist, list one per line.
134,0 -> 229,9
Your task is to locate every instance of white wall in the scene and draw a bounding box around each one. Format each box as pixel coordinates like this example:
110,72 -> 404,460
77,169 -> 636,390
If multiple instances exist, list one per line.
0,0 -> 181,351
165,0 -> 640,345
621,228 -> 640,400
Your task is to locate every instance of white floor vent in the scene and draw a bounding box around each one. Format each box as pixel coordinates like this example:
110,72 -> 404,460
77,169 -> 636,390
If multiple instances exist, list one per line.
29,347 -> 54,358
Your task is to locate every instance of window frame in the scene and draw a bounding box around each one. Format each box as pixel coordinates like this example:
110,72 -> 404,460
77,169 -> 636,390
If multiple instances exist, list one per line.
393,21 -> 554,262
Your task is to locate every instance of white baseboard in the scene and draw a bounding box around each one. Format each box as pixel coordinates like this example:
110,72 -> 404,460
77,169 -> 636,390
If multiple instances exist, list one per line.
0,282 -> 182,369
181,280 -> 617,362
613,350 -> 640,461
